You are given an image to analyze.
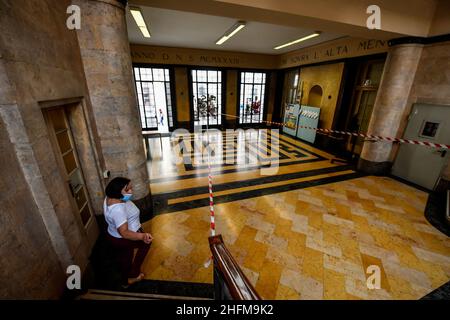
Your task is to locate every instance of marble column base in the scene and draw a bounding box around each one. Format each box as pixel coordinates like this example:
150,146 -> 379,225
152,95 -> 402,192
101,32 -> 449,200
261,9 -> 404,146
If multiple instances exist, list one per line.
357,158 -> 392,175
435,178 -> 450,193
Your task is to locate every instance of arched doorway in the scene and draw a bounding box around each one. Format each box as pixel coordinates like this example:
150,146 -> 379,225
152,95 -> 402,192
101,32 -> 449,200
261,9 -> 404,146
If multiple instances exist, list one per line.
308,85 -> 323,107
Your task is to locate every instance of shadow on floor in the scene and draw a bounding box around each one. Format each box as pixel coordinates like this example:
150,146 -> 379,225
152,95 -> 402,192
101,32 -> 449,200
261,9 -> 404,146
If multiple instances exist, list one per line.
88,227 -> 213,298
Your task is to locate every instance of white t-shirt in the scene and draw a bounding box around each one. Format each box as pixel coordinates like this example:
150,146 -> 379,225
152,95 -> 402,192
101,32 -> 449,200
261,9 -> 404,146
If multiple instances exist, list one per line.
103,198 -> 141,238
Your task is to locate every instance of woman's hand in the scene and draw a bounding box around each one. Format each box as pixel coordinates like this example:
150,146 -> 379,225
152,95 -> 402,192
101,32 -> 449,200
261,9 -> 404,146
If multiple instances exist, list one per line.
142,233 -> 153,244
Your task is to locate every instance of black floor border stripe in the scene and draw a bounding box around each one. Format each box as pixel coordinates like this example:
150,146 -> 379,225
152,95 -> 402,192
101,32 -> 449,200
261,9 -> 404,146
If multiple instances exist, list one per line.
154,164 -> 354,200
182,152 -> 302,172
149,133 -> 329,183
154,172 -> 364,215
151,158 -> 327,183
180,134 -> 319,172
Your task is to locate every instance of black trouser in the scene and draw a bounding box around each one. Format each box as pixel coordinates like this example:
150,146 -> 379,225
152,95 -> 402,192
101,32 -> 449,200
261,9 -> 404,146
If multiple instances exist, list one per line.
107,228 -> 151,285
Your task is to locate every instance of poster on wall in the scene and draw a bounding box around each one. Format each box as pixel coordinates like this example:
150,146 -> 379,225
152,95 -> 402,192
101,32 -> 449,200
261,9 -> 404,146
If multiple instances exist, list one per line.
296,105 -> 320,143
283,104 -> 301,136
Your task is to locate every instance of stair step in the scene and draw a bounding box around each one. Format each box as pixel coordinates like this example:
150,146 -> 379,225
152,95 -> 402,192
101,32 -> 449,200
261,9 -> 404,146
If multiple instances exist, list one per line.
79,289 -> 212,300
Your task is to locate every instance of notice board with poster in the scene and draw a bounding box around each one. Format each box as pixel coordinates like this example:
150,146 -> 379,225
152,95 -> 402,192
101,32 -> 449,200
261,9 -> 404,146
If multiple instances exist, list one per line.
296,105 -> 320,143
282,104 -> 301,136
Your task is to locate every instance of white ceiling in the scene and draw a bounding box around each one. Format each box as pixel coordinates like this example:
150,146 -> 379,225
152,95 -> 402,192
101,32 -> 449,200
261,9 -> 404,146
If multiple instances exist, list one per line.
126,6 -> 344,55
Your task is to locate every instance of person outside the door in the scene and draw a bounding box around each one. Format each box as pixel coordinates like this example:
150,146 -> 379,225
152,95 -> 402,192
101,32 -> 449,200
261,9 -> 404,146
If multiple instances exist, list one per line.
103,177 -> 153,287
159,108 -> 164,126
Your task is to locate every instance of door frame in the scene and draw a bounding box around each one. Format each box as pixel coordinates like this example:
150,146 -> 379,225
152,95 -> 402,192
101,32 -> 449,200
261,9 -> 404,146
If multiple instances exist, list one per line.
42,104 -> 95,231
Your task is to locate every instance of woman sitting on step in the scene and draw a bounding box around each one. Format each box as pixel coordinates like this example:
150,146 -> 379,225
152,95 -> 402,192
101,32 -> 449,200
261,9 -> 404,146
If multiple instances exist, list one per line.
103,177 -> 152,288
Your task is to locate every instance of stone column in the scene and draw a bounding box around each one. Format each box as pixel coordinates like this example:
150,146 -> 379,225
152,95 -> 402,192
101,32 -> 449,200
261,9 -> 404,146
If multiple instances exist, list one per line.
75,0 -> 152,213
358,43 -> 423,174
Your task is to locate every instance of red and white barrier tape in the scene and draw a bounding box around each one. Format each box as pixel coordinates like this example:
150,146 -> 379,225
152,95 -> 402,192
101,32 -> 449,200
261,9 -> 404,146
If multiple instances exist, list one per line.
208,163 -> 216,237
219,112 -> 450,150
204,122 -> 215,268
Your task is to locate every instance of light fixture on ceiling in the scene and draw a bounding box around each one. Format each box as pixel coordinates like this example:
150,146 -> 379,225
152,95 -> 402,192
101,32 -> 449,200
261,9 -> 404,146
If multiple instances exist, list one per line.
274,32 -> 321,50
130,7 -> 151,38
216,21 -> 246,45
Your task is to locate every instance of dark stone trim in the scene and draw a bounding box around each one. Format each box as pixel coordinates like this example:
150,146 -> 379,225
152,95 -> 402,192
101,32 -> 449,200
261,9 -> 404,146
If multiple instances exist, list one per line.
143,132 -> 172,138
357,158 -> 392,175
435,177 -> 450,193
388,33 -> 450,46
157,164 -> 354,202
387,174 -> 431,193
421,280 -> 450,300
154,171 -> 364,215
125,279 -> 214,299
424,190 -> 450,237
175,121 -> 191,131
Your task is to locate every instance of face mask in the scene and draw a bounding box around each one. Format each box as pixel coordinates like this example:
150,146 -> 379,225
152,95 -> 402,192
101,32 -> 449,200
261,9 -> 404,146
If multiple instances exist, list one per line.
121,193 -> 133,201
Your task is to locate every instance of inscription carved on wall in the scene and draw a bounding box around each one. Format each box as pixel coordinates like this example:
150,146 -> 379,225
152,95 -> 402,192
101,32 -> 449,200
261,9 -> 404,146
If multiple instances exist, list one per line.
130,37 -> 388,70
279,38 -> 388,68
130,44 -> 275,69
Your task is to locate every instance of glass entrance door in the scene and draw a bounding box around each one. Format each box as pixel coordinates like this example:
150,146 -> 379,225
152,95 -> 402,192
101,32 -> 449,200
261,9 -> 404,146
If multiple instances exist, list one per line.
238,72 -> 267,125
133,67 -> 174,132
191,69 -> 223,127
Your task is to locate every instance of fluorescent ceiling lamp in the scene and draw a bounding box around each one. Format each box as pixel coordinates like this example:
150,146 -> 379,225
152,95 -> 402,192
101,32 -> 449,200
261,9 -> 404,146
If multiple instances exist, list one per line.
216,21 -> 246,45
274,32 -> 321,50
130,7 -> 151,38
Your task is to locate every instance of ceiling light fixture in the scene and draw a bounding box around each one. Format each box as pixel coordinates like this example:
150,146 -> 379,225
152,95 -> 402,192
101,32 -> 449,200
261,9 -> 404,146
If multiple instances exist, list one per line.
274,32 -> 321,50
130,7 -> 151,38
216,21 -> 246,45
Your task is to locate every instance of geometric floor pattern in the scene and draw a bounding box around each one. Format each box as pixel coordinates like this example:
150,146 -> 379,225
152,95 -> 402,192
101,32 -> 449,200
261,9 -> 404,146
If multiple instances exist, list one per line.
142,176 -> 450,300
145,130 -> 361,214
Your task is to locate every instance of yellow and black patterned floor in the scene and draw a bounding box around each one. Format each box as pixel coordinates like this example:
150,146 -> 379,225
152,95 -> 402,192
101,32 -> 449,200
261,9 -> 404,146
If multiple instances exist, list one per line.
141,129 -> 450,300
145,130 -> 360,214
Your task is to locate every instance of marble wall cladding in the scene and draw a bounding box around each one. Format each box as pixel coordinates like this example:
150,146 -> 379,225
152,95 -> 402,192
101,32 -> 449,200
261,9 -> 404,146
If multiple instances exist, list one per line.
74,0 -> 150,199
407,41 -> 450,180
299,63 -> 345,130
361,40 -> 450,179
361,44 -> 424,163
0,0 -> 104,297
0,109 -> 65,299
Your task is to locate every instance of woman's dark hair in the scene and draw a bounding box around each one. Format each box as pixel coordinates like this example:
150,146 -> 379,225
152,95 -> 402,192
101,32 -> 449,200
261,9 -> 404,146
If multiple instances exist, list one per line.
105,177 -> 130,199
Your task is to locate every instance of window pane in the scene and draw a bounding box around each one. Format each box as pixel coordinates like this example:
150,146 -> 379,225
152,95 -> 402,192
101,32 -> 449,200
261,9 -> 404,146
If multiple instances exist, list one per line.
198,70 -> 207,82
56,130 -> 72,154
75,185 -> 87,211
63,151 -> 77,174
48,109 -> 67,132
208,71 -> 217,82
141,68 -> 152,81
79,203 -> 91,226
153,68 -> 164,81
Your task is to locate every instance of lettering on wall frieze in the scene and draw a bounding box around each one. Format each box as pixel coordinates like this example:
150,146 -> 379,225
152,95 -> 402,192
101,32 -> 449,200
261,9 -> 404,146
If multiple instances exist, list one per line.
131,50 -> 241,66
280,38 -> 388,68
